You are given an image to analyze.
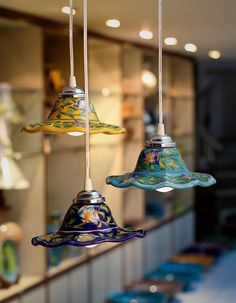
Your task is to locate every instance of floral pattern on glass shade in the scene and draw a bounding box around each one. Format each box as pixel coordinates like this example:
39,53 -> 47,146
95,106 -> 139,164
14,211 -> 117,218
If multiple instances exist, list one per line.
32,227 -> 145,248
106,147 -> 216,190
32,202 -> 145,247
22,97 -> 126,135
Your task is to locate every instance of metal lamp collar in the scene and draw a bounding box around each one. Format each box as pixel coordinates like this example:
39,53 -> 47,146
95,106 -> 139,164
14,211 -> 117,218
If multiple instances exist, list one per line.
59,86 -> 85,98
145,134 -> 176,148
73,190 -> 105,205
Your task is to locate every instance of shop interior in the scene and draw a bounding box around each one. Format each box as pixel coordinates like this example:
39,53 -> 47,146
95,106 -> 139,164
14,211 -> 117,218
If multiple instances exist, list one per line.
0,1 -> 235,303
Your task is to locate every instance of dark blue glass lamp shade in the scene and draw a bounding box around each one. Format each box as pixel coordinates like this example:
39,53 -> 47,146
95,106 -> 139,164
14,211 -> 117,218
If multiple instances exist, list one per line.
106,135 -> 216,191
32,190 -> 145,247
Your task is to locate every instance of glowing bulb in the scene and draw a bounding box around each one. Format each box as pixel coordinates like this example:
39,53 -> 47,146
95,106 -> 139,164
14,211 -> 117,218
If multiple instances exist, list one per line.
0,225 -> 8,232
149,285 -> 158,293
208,50 -> 221,59
156,187 -> 173,193
105,19 -> 120,28
61,6 -> 76,15
141,70 -> 157,88
102,88 -> 111,97
164,37 -> 178,46
67,132 -> 84,137
86,244 -> 98,248
139,30 -> 153,40
184,43 -> 197,53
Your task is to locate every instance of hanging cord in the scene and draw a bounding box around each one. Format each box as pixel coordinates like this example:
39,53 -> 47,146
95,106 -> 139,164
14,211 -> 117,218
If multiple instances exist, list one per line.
69,0 -> 77,87
157,0 -> 165,136
83,0 -> 92,191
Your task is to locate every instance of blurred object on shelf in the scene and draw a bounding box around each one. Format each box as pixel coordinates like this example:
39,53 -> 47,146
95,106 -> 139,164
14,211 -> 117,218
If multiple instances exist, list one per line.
0,222 -> 22,245
107,290 -> 167,303
47,66 -> 65,93
0,151 -> 29,190
170,253 -> 215,268
126,278 -> 182,298
47,211 -> 63,268
0,191 -> 10,217
0,83 -> 23,124
0,240 -> 20,289
141,69 -> 157,89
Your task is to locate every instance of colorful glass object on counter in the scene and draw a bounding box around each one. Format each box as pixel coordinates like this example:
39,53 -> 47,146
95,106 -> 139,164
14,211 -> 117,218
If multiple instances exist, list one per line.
22,86 -> 126,135
125,278 -> 182,298
107,135 -> 216,191
146,270 -> 199,292
107,291 -> 167,303
32,190 -> 145,248
159,262 -> 204,276
170,253 -> 215,268
182,242 -> 226,258
0,240 -> 19,289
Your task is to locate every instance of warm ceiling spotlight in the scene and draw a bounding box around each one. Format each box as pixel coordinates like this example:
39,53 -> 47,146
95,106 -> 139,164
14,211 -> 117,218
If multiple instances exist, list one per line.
141,70 -> 157,89
61,6 -> 76,15
208,50 -> 221,59
164,37 -> 178,46
105,19 -> 121,28
184,43 -> 197,53
139,30 -> 153,40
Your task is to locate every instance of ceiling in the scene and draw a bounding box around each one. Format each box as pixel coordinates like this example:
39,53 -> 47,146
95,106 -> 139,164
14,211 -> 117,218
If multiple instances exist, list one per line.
0,0 -> 235,58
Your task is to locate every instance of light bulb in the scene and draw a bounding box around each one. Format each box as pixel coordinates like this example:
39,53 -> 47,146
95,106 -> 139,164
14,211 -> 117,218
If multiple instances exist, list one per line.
105,19 -> 120,28
184,43 -> 197,53
141,70 -> 157,88
139,30 -> 153,40
86,244 -> 98,248
164,37 -> 178,46
61,6 -> 76,15
67,132 -> 84,137
156,187 -> 173,193
208,50 -> 221,59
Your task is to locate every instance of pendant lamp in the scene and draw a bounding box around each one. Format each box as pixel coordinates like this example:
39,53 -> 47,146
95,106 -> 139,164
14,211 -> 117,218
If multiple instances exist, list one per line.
32,0 -> 145,248
106,0 -> 216,192
22,1 -> 125,136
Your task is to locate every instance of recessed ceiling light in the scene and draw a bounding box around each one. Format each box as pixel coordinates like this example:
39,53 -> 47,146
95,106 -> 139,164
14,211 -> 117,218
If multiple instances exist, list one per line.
61,6 -> 76,15
164,37 -> 178,46
184,43 -> 197,53
105,19 -> 120,28
139,30 -> 153,40
208,50 -> 221,59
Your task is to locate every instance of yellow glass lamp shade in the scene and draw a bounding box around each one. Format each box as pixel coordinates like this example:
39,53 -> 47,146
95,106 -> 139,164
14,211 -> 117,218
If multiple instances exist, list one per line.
22,87 -> 126,135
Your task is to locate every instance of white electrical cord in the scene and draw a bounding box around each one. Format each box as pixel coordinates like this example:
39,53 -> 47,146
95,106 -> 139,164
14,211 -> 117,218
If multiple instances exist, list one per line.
83,0 -> 92,191
69,0 -> 76,87
157,0 -> 165,136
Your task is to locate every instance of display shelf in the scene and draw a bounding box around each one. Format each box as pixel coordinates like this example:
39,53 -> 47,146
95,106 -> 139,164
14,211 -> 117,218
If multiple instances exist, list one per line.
0,275 -> 43,302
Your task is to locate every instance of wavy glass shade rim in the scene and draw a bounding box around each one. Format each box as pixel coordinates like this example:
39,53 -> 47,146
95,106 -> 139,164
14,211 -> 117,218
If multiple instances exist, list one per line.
106,172 -> 216,190
31,227 -> 146,248
22,120 -> 126,135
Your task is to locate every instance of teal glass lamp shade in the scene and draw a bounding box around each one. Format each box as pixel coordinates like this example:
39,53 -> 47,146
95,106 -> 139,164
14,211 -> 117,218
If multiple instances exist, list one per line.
106,135 -> 216,191
107,291 -> 167,303
32,190 -> 145,247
